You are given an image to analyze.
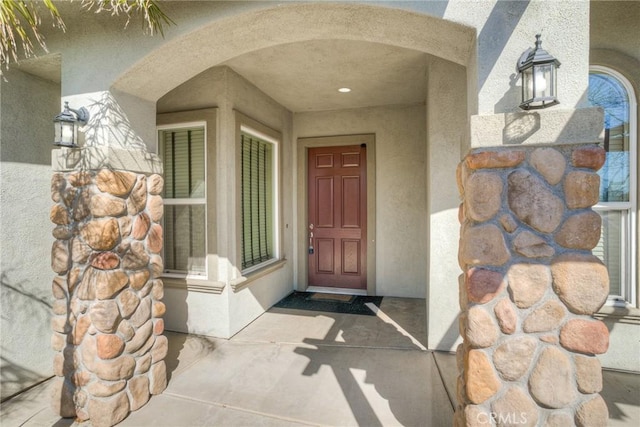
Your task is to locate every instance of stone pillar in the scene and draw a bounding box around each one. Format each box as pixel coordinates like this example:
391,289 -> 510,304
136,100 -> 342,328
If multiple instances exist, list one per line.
455,145 -> 610,427
50,147 -> 166,426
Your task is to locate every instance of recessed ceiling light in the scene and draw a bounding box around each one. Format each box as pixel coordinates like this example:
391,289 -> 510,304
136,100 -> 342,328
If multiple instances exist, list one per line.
338,87 -> 351,93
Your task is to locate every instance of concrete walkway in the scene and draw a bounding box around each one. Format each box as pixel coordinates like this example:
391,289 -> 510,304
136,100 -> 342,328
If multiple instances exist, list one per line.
1,297 -> 639,426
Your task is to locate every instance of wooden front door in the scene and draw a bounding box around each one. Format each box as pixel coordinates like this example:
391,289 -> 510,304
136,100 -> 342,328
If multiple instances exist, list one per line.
308,145 -> 367,289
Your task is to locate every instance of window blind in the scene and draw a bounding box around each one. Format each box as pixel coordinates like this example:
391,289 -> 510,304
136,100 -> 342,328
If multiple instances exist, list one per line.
162,128 -> 205,199
241,133 -> 274,270
594,211 -> 623,297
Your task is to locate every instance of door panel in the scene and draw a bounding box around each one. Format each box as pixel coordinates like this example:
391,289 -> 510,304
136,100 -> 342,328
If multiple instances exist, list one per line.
342,239 -> 360,274
316,238 -> 335,273
308,144 -> 367,289
342,176 -> 361,228
316,177 -> 334,227
316,153 -> 334,168
341,152 -> 361,167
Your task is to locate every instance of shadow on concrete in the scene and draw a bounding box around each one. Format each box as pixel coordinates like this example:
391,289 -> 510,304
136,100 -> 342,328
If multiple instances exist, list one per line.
288,299 -> 452,426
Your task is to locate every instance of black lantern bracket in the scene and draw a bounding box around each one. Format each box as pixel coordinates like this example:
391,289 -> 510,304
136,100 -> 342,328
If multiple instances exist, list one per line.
517,34 -> 561,110
57,102 -> 90,125
53,102 -> 90,147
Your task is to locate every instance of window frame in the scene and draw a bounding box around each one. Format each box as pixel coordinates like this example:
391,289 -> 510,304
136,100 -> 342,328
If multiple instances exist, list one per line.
235,114 -> 281,276
589,65 -> 638,307
157,121 -> 208,279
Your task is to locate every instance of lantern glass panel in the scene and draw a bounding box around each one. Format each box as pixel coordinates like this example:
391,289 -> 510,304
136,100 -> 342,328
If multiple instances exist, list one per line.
54,122 -> 62,144
550,65 -> 557,99
522,67 -> 534,102
534,63 -> 553,99
55,120 -> 76,146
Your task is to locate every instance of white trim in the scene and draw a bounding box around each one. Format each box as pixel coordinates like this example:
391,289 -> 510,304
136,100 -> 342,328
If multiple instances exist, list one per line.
590,65 -> 638,307
240,124 -> 279,145
242,257 -> 279,276
156,121 -> 207,133
594,204 -> 632,213
163,198 -> 206,205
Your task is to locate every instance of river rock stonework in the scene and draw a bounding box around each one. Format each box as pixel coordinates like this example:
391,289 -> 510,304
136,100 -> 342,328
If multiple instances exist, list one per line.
50,164 -> 166,426
455,145 -> 609,427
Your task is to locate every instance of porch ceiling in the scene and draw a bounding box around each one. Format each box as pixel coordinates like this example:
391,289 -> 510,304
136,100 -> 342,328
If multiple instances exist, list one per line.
222,39 -> 428,112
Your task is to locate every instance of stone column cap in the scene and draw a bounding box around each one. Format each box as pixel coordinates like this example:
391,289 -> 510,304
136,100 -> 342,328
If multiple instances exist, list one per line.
470,107 -> 604,148
52,146 -> 163,174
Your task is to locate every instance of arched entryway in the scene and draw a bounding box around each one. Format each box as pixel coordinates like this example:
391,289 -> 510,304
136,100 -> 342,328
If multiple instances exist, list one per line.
111,0 -> 474,356
113,3 -> 475,103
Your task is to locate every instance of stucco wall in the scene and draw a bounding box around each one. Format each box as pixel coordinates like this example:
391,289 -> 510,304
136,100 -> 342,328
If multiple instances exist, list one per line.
426,58 -> 468,351
294,104 -> 428,299
157,66 -> 294,338
442,0 -> 590,113
590,0 -> 640,71
34,1 -> 589,118
0,69 -> 59,399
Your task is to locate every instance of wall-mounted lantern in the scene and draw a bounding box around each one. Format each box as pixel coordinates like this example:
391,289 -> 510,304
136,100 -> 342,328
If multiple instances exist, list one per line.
517,34 -> 561,110
53,102 -> 90,147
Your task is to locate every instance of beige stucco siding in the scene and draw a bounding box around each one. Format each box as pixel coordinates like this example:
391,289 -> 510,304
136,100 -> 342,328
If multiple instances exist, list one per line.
0,68 -> 59,399
33,1 -> 589,115
590,0 -> 640,69
426,58 -> 468,351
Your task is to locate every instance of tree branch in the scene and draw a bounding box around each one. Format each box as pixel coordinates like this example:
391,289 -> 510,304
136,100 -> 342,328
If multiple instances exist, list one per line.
0,0 -> 173,75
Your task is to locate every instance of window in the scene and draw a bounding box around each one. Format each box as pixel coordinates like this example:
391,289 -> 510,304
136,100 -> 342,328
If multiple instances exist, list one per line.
240,128 -> 278,272
589,66 -> 637,306
158,125 -> 207,275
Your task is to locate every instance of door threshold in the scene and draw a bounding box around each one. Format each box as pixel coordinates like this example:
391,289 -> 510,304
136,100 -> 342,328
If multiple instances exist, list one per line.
306,286 -> 368,296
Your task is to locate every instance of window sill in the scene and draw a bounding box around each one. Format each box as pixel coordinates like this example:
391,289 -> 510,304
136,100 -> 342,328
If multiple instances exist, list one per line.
230,259 -> 287,292
162,276 -> 226,294
595,305 -> 640,325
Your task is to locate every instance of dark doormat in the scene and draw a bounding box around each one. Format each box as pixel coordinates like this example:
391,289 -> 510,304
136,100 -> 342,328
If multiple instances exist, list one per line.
274,291 -> 383,316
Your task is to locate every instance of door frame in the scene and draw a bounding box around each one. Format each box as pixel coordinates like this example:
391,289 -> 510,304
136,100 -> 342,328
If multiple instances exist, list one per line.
296,134 -> 376,295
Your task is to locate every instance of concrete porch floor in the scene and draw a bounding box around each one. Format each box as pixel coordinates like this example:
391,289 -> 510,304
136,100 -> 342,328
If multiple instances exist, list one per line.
1,297 -> 639,426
